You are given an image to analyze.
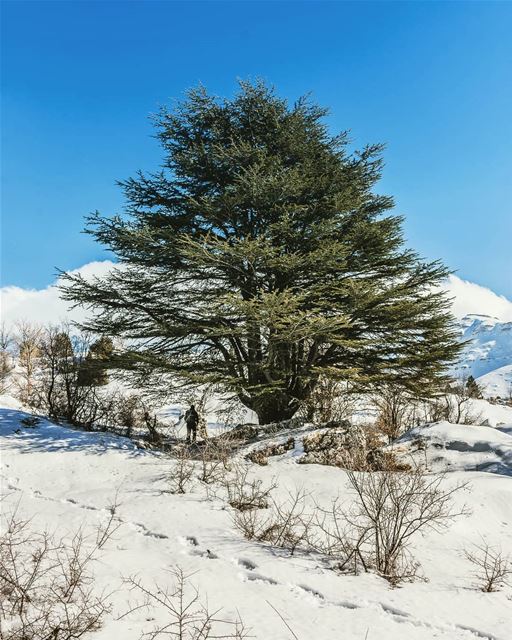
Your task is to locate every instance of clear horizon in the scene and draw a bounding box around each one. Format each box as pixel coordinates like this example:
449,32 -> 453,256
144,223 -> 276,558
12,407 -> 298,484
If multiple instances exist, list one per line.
2,0 -> 511,297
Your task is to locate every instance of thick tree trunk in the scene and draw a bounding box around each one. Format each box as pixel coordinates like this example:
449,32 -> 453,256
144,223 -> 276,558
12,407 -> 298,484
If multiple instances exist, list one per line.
251,395 -> 299,425
239,376 -> 319,425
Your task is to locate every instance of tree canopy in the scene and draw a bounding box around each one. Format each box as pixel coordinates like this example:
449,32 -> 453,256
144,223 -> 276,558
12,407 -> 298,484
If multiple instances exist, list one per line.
62,81 -> 461,423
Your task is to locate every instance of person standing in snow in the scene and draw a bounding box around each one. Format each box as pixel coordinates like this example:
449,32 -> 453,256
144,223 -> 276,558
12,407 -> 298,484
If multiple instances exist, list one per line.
182,404 -> 199,444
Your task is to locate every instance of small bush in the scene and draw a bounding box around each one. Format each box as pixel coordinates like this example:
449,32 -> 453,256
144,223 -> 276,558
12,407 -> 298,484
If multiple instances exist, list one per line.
0,503 -> 114,639
124,566 -> 249,639
233,489 -> 311,555
197,441 -> 231,485
312,465 -> 468,584
223,465 -> 276,511
167,447 -> 196,494
465,542 -> 512,592
372,385 -> 416,443
299,377 -> 359,425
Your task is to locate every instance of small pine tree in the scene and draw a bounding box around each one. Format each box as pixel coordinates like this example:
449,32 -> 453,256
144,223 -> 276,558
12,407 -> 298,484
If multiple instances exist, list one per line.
77,337 -> 114,387
466,375 -> 482,399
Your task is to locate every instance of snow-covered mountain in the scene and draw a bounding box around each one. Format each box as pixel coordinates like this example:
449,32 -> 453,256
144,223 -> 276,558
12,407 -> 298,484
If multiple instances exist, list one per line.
455,314 -> 512,397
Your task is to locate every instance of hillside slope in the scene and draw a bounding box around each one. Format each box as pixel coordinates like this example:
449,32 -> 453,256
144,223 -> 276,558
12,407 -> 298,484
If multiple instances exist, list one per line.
1,396 -> 512,640
454,315 -> 512,397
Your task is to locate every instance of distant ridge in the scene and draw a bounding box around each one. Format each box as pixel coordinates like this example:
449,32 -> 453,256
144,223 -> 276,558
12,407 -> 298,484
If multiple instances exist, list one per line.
455,315 -> 512,397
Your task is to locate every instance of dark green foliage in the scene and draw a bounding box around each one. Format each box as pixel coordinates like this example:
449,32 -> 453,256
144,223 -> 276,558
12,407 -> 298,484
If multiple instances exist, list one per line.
77,336 -> 114,387
52,332 -> 73,373
61,81 -> 461,423
466,375 -> 482,399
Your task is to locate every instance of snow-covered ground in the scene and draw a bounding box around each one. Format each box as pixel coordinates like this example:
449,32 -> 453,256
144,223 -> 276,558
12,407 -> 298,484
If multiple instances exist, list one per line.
1,394 -> 512,640
477,365 -> 512,401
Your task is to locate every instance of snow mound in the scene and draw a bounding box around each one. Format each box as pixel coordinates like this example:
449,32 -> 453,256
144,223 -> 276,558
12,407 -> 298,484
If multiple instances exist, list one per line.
462,396 -> 512,426
477,364 -> 512,399
0,406 -> 144,456
397,421 -> 512,475
0,393 -> 25,411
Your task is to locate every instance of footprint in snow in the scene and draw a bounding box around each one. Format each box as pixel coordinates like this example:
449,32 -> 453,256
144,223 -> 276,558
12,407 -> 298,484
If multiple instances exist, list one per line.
180,536 -> 217,559
379,603 -> 410,618
189,548 -> 218,559
237,558 -> 257,571
127,521 -> 169,539
244,573 -> 278,586
296,584 -> 325,600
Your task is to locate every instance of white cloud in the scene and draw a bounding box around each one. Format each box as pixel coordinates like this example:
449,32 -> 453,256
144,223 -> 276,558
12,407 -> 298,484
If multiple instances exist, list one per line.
442,274 -> 512,322
0,261 -> 116,328
2,262 -> 512,328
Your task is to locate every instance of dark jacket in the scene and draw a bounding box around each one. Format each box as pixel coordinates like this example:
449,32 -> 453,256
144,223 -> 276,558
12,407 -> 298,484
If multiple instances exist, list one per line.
184,407 -> 199,428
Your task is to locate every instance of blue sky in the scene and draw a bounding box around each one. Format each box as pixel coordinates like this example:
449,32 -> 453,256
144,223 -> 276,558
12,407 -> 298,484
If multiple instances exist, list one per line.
2,0 -> 511,297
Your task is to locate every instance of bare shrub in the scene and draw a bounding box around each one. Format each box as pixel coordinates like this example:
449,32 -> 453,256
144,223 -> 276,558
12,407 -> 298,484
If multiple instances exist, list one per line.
123,566 -> 249,639
167,447 -> 196,494
300,377 -> 359,425
232,489 -> 311,556
373,385 -> 415,443
422,395 -> 449,423
0,504 -> 113,639
108,392 -> 163,442
465,542 -> 512,592
313,466 -> 468,584
0,323 -> 14,394
13,321 -> 42,406
423,377 -> 483,426
115,393 -> 143,438
96,491 -> 122,549
445,376 -> 483,425
142,406 -> 163,444
259,489 -> 311,554
26,323 -> 115,429
197,441 -> 232,485
309,504 -> 364,575
0,351 -> 14,395
223,464 -> 276,511
232,508 -> 269,541
348,467 -> 468,583
90,391 -> 164,442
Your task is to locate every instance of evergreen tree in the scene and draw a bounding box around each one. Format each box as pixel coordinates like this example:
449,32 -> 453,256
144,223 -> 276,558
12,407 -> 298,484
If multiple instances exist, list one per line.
62,81 -> 461,424
77,336 -> 114,387
53,332 -> 74,371
466,375 -> 482,399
